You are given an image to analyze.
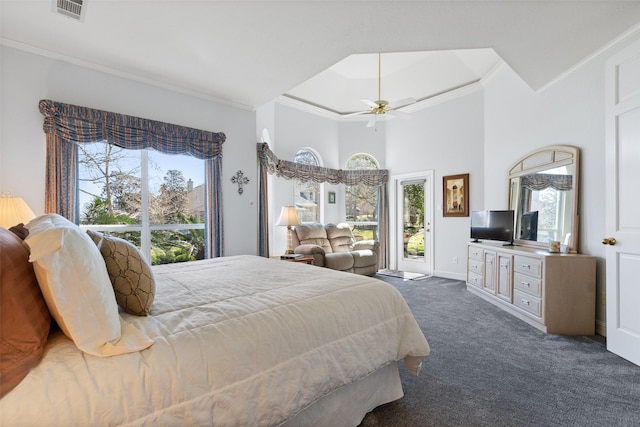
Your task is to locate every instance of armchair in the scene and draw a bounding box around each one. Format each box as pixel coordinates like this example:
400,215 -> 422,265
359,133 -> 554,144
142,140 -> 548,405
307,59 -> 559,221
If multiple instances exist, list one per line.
292,223 -> 379,276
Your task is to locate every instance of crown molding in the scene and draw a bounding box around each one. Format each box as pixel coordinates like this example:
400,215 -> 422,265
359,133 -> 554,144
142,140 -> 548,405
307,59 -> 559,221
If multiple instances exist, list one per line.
1,38 -> 255,112
278,78 -> 485,122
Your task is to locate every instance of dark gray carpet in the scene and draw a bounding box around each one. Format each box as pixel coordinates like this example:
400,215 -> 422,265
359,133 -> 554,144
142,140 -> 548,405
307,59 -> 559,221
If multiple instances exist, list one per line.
359,275 -> 640,427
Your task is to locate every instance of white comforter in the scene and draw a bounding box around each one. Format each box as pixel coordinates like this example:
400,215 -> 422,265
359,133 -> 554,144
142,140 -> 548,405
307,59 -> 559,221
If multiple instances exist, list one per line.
1,255 -> 430,426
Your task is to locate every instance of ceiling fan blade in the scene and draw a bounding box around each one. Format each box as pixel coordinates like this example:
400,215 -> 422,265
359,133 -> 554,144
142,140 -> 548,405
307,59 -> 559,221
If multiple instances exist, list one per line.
342,110 -> 370,118
366,117 -> 377,128
388,97 -> 417,109
361,99 -> 378,108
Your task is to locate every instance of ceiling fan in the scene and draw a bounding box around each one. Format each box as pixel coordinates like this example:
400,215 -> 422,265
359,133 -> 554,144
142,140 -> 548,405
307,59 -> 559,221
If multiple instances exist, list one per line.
344,53 -> 416,127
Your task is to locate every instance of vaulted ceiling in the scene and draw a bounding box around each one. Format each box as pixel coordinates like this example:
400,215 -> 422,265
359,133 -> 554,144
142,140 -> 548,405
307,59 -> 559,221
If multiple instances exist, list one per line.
2,1 -> 640,114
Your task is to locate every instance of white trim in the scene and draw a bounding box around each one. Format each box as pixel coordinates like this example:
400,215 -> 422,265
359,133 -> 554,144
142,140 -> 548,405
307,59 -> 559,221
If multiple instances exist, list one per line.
276,95 -> 340,120
434,270 -> 467,282
389,170 -> 434,275
401,81 -> 483,113
0,38 -> 255,112
277,80 -> 484,120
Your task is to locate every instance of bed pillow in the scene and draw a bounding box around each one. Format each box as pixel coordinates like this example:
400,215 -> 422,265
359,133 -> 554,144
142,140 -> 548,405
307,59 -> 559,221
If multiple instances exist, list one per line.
0,227 -> 51,398
24,214 -> 153,357
86,230 -> 155,316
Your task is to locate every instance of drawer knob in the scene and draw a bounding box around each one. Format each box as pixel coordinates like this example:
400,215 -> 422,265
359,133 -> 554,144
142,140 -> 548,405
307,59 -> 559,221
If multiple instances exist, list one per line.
522,264 -> 531,269
521,299 -> 530,306
522,282 -> 530,287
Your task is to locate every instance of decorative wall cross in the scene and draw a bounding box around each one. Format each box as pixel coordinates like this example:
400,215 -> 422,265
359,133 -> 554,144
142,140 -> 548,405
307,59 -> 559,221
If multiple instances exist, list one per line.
231,170 -> 249,195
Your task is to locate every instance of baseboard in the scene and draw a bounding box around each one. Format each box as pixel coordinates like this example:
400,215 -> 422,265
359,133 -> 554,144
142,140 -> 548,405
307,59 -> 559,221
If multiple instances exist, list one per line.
433,270 -> 466,282
596,320 -> 607,337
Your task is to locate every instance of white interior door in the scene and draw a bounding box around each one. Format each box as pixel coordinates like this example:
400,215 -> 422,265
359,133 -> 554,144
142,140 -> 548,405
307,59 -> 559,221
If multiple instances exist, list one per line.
605,39 -> 640,366
394,172 -> 433,275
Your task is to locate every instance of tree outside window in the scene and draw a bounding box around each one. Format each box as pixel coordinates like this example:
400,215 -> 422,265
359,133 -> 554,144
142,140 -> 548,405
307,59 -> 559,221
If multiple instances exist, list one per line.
345,154 -> 379,240
293,148 -> 321,223
78,142 -> 205,265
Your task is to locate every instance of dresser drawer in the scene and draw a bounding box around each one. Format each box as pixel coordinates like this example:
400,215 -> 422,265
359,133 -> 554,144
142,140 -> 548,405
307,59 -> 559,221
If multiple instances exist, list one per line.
468,246 -> 483,261
513,272 -> 542,297
514,255 -> 542,278
468,258 -> 484,275
514,290 -> 542,317
467,271 -> 483,288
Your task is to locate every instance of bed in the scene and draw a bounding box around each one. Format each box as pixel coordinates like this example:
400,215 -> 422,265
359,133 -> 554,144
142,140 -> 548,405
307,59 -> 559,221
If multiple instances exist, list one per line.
0,217 -> 430,427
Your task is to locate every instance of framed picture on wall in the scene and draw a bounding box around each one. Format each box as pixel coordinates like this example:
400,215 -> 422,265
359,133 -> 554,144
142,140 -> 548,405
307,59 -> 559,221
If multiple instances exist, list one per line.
443,174 -> 469,217
328,191 -> 336,204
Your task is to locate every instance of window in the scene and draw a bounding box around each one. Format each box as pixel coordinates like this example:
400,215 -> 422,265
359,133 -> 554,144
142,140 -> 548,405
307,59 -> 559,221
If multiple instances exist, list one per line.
293,148 -> 321,223
78,142 -> 205,265
345,153 -> 379,240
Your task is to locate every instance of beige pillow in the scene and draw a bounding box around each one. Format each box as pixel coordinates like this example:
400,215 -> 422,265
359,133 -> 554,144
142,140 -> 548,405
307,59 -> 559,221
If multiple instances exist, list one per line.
87,230 -> 155,316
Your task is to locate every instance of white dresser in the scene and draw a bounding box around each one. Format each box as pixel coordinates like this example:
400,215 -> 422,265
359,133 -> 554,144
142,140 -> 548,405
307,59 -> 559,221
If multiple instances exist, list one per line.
467,242 -> 596,335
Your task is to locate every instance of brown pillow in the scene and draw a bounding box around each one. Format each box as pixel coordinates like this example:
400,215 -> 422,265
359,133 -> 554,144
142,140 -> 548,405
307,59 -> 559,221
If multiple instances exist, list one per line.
87,230 -> 155,316
8,223 -> 29,240
0,228 -> 51,397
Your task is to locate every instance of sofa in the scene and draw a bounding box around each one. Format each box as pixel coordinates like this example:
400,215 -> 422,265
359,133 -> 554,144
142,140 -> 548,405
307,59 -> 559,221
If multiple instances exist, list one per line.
292,223 -> 379,276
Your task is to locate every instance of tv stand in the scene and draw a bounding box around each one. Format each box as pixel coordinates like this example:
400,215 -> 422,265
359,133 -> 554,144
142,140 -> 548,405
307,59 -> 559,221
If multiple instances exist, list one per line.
466,242 -> 596,335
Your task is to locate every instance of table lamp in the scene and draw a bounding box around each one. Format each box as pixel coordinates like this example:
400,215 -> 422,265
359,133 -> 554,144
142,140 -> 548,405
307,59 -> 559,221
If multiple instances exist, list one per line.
0,193 -> 36,228
275,206 -> 301,254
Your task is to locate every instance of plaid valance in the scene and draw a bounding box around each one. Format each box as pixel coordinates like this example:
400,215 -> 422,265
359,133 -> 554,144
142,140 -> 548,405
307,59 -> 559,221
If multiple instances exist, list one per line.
521,173 -> 573,191
257,143 -> 388,186
39,99 -> 225,159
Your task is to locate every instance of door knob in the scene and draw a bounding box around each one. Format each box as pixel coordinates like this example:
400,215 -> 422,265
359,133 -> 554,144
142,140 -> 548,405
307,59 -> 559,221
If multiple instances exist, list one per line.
602,237 -> 617,245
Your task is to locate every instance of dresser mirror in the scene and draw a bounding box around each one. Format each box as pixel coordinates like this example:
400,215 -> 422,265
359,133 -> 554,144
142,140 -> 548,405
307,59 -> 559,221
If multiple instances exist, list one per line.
508,145 -> 580,253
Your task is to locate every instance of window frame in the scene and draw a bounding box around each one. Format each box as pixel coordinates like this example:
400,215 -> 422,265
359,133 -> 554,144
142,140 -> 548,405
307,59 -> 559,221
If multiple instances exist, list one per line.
345,153 -> 380,239
293,147 -> 323,223
78,145 -> 205,264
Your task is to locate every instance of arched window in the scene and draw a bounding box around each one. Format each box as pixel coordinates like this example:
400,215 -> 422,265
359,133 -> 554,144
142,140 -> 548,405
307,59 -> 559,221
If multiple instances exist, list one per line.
345,153 -> 379,240
294,148 -> 321,222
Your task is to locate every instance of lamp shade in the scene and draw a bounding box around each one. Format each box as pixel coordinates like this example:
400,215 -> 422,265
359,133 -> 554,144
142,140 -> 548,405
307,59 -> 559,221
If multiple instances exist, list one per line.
0,196 -> 36,228
275,206 -> 301,227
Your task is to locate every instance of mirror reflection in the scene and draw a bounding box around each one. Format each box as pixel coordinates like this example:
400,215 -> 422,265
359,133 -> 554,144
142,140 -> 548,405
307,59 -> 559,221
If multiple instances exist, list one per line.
508,146 -> 579,253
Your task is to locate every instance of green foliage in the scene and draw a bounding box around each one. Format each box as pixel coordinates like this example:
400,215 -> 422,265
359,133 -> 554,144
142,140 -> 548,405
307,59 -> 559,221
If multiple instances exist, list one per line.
81,197 -> 137,226
352,229 -> 374,240
406,232 -> 425,256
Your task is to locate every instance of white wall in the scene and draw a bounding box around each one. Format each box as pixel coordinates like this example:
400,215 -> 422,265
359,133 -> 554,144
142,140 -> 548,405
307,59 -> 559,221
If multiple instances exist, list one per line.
386,88 -> 485,280
267,101 -> 341,254
0,46 -> 258,256
484,31 -> 640,326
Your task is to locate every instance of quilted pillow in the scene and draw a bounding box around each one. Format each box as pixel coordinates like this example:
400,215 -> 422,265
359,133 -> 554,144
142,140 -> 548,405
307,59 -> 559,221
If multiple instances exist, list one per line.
0,227 -> 50,397
87,230 -> 155,316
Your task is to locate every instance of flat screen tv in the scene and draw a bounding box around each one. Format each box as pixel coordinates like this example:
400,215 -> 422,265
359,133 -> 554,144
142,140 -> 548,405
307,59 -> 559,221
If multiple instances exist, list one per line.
470,210 -> 515,245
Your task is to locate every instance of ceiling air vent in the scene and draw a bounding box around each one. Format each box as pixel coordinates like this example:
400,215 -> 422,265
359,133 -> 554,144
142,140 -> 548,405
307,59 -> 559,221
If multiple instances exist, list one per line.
53,0 -> 86,21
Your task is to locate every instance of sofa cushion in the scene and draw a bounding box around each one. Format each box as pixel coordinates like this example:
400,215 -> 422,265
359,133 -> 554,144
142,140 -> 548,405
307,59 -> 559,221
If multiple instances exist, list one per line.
295,223 -> 332,253
325,252 -> 355,272
351,249 -> 377,268
326,223 -> 355,253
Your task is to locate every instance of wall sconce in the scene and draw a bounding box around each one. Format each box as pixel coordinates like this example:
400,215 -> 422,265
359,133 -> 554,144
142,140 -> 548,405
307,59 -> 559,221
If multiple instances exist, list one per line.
0,193 -> 36,228
275,206 -> 301,254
